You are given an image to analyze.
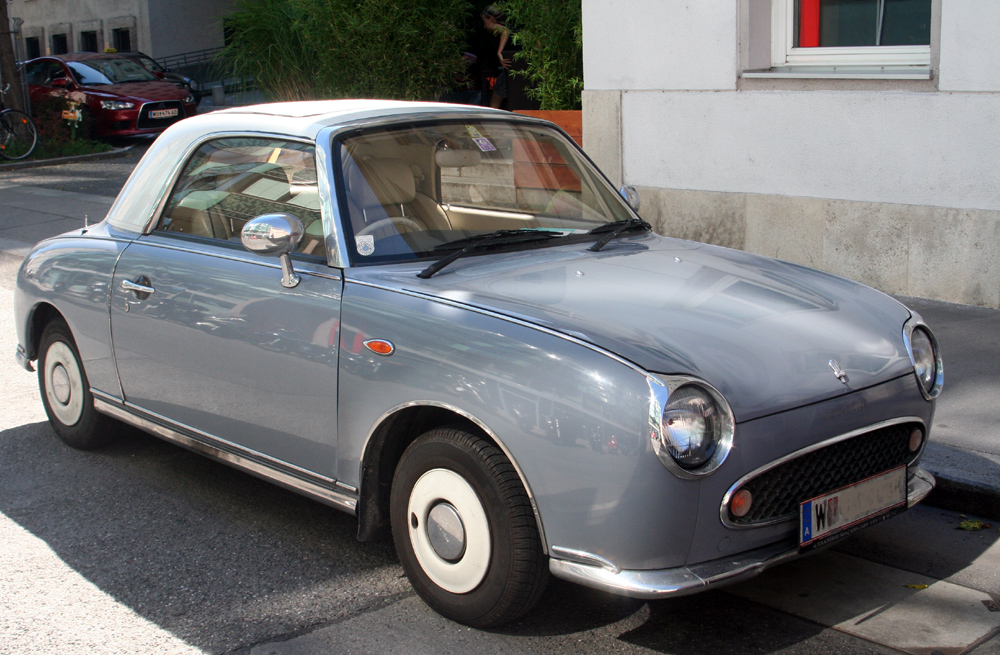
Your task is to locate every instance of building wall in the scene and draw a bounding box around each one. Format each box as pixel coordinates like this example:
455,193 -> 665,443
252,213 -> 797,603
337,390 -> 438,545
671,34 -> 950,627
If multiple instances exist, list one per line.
582,0 -> 1000,308
147,0 -> 237,59
9,0 -> 236,59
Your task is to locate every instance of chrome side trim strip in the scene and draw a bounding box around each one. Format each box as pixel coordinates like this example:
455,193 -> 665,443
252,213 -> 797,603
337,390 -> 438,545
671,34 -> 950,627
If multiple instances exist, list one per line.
718,416 -> 927,529
552,466 -> 934,600
93,395 -> 357,514
15,344 -> 34,372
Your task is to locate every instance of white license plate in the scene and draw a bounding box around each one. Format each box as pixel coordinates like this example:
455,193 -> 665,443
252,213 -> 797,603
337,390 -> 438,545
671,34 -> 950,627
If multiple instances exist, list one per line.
150,108 -> 178,119
799,465 -> 907,551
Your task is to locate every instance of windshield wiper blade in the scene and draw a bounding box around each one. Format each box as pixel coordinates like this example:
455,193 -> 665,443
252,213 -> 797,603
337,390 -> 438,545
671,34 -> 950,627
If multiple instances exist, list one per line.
417,229 -> 562,279
587,218 -> 651,252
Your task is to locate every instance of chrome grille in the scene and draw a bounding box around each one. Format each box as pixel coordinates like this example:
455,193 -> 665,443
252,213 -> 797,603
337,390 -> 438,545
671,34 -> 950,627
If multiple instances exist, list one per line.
728,422 -> 919,526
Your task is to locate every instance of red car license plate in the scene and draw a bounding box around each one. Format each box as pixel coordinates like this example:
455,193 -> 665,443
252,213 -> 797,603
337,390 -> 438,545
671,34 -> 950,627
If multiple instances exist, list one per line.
150,108 -> 179,119
799,465 -> 907,551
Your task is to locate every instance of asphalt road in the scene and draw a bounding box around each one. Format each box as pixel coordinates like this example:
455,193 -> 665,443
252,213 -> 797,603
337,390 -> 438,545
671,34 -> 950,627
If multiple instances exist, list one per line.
2,151 -> 999,655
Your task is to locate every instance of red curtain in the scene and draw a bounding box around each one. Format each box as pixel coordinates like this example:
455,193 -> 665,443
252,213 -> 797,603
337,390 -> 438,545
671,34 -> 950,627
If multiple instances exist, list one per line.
799,0 -> 821,47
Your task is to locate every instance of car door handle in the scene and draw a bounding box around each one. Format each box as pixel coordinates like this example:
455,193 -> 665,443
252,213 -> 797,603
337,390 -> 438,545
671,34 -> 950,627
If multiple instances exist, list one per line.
121,277 -> 155,296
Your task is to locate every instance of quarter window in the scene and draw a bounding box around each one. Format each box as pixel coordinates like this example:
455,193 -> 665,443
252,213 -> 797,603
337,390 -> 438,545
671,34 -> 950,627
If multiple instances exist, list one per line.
157,138 -> 325,257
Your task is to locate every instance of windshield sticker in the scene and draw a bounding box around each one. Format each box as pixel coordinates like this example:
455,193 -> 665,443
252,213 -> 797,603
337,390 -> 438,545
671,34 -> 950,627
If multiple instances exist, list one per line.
355,235 -> 375,256
472,137 -> 496,152
465,125 -> 483,139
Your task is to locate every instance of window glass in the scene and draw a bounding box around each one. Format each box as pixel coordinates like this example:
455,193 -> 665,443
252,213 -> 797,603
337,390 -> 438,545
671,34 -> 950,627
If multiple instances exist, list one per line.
795,0 -> 930,48
337,120 -> 631,265
68,58 -> 157,85
157,138 -> 324,257
24,60 -> 49,85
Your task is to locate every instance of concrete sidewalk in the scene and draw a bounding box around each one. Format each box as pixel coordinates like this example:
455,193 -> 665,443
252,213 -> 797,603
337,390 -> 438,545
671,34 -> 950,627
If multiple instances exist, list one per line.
1,177 -> 998,520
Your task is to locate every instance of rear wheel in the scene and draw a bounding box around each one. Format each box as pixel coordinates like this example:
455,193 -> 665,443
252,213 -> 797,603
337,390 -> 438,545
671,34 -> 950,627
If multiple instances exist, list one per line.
37,319 -> 117,449
0,109 -> 38,160
390,428 -> 548,627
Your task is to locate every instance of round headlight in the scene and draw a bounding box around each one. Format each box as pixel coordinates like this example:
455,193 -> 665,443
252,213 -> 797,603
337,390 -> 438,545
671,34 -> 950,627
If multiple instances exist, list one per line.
661,385 -> 723,470
905,322 -> 942,400
910,328 -> 935,391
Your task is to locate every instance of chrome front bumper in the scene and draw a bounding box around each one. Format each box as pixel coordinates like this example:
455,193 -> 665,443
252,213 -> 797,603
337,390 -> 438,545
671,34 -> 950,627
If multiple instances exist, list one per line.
15,345 -> 34,372
549,466 -> 936,600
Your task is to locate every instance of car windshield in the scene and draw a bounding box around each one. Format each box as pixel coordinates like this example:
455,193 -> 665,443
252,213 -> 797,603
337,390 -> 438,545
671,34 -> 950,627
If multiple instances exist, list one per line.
68,59 -> 158,85
337,119 -> 634,265
136,55 -> 164,73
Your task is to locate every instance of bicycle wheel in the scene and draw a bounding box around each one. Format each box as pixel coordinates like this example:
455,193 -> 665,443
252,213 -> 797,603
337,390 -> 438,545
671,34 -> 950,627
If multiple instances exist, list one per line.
0,109 -> 38,160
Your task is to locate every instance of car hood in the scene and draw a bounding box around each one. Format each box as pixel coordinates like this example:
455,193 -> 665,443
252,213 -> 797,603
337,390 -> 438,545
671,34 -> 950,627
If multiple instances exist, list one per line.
353,234 -> 915,422
90,82 -> 189,102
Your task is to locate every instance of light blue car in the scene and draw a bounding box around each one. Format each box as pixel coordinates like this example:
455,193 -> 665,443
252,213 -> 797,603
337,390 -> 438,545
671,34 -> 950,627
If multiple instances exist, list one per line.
14,100 -> 942,627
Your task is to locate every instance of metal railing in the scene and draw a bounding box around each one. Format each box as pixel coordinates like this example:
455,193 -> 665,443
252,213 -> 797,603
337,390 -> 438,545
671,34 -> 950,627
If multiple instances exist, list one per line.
159,46 -> 224,70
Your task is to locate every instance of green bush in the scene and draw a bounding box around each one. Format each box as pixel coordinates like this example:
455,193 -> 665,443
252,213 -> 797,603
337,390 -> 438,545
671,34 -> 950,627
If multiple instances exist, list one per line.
220,0 -> 470,101
500,0 -> 583,110
28,96 -> 110,160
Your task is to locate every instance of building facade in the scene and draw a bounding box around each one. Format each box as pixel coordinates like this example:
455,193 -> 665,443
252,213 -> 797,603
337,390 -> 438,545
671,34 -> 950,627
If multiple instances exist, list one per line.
583,0 -> 1000,308
9,0 -> 238,61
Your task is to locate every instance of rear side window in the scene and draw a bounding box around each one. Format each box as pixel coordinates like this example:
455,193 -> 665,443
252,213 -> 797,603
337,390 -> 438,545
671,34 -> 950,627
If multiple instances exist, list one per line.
156,138 -> 325,257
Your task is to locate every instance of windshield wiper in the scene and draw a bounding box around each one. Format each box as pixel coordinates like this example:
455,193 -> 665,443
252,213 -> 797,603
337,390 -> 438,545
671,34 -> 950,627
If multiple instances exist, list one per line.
417,229 -> 563,279
587,218 -> 651,252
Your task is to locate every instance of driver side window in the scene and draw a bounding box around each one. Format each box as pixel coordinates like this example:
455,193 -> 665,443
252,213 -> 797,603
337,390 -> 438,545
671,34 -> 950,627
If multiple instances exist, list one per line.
157,137 -> 325,257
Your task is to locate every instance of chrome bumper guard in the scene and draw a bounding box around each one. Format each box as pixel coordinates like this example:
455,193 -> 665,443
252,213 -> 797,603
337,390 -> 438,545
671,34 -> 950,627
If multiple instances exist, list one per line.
549,465 -> 936,600
15,345 -> 34,372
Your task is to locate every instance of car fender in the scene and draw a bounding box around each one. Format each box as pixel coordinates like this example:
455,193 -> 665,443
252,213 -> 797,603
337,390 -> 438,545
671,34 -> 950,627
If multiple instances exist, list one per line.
338,277 -> 701,571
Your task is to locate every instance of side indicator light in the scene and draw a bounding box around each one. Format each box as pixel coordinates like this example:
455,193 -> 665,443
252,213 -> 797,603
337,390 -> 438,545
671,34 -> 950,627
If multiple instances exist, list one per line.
364,339 -> 395,356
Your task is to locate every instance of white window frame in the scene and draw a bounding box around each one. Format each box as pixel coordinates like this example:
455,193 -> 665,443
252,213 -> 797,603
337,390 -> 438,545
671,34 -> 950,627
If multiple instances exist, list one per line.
771,0 -> 930,67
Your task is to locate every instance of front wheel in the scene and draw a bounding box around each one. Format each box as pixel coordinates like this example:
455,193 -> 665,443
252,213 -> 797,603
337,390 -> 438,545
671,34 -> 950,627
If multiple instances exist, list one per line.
37,319 -> 117,449
0,109 -> 38,160
390,428 -> 548,627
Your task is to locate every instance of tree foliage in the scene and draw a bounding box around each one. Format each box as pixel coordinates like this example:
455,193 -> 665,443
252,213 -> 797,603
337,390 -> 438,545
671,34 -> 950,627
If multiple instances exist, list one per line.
500,0 -> 582,110
220,0 -> 470,101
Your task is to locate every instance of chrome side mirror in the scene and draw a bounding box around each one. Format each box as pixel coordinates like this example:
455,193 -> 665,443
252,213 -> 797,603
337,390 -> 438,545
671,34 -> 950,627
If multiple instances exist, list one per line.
619,185 -> 641,213
241,213 -> 304,288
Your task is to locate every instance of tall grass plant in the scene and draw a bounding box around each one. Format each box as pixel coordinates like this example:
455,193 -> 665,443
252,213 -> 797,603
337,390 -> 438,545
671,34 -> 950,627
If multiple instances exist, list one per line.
500,0 -> 582,110
220,0 -> 470,102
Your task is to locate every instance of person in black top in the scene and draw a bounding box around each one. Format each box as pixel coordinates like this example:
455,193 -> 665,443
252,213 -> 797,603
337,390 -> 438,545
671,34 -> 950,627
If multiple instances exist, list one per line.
481,5 -> 511,109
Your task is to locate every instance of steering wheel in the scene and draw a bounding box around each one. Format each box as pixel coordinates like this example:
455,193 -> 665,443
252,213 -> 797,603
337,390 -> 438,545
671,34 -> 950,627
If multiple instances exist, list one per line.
356,216 -> 425,238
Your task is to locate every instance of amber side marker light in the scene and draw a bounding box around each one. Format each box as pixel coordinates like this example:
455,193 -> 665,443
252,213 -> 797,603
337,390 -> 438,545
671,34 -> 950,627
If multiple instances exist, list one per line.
730,489 -> 753,518
364,339 -> 395,356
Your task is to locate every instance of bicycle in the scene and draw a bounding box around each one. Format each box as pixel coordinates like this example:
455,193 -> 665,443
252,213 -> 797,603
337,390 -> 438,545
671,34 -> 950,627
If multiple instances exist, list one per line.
0,84 -> 38,160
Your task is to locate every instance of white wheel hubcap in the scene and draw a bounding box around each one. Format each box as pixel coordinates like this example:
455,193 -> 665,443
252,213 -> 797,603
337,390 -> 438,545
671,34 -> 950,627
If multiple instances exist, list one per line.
44,341 -> 84,426
407,468 -> 491,594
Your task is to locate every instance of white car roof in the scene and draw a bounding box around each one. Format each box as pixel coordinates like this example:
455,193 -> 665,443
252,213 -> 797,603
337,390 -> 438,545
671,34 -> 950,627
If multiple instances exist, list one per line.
188,99 -> 508,140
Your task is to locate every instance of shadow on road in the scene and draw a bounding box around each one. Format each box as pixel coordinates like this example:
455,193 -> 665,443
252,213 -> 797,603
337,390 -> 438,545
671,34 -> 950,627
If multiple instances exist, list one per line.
0,421 -> 404,653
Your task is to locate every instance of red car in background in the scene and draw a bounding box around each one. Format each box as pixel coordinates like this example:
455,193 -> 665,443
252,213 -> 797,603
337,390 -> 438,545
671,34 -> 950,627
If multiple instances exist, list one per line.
24,53 -> 198,138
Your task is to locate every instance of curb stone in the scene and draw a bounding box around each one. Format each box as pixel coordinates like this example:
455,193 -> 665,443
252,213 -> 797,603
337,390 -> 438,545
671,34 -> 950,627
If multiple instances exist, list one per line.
0,144 -> 137,172
920,442 -> 1000,522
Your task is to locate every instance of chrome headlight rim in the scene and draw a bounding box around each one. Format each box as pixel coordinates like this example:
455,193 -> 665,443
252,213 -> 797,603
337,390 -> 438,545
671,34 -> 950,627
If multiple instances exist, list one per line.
903,315 -> 943,401
648,375 -> 735,479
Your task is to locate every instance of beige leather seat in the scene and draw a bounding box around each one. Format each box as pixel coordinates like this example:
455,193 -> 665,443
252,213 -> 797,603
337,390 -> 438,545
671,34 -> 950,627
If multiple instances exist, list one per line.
347,157 -> 450,234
